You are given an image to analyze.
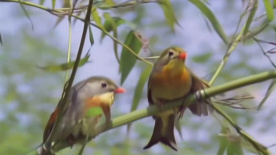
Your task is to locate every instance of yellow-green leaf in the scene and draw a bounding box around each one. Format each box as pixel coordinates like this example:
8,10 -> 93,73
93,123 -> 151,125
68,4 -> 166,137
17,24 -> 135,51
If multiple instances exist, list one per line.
189,0 -> 229,44
39,0 -> 45,5
227,141 -> 244,155
101,17 -> 136,41
52,0 -> 56,9
104,0 -> 115,5
101,13 -> 120,63
0,32 -> 2,45
192,52 -> 212,63
89,25 -> 94,45
37,54 -> 90,72
127,65 -> 152,133
217,136 -> 228,155
86,107 -> 103,117
120,31 -> 143,85
263,0 -> 274,22
158,0 -> 179,31
92,8 -> 103,28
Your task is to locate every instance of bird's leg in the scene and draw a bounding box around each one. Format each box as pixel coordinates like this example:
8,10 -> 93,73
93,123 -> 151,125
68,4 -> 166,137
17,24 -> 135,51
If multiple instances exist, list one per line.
102,105 -> 111,129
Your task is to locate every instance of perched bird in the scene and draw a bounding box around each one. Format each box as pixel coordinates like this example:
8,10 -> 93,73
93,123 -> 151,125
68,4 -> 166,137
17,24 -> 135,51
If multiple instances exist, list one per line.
144,47 -> 210,151
40,76 -> 125,154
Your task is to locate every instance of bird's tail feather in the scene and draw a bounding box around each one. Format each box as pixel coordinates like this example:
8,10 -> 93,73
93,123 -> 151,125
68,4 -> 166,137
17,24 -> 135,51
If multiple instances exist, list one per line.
143,114 -> 177,151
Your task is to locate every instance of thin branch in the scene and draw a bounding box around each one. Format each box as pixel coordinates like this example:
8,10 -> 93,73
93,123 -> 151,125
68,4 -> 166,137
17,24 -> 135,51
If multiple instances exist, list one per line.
209,26 -> 244,85
44,0 -> 94,151
253,37 -> 276,68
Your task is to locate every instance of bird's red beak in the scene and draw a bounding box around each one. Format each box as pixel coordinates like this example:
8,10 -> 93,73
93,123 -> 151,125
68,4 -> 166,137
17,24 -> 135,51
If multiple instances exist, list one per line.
178,52 -> 187,60
115,87 -> 125,93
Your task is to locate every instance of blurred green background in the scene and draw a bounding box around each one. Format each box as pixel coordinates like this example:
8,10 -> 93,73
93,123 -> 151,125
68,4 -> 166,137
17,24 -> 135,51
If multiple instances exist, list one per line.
0,0 -> 276,155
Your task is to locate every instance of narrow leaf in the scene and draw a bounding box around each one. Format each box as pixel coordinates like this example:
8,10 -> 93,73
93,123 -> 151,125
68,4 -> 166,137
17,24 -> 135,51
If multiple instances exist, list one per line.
86,107 -> 103,117
101,17 -> 135,40
105,0 -> 115,5
158,0 -> 179,31
92,8 -> 103,28
189,0 -> 229,44
217,137 -> 228,155
89,25 -> 95,45
52,0 -> 56,9
127,65 -> 152,133
0,32 -> 3,45
257,79 -> 276,110
174,120 -> 183,139
19,3 -> 34,30
39,0 -> 45,5
192,52 -> 212,63
243,0 -> 258,37
120,31 -> 143,84
37,54 -> 90,72
263,0 -> 274,22
102,13 -> 120,63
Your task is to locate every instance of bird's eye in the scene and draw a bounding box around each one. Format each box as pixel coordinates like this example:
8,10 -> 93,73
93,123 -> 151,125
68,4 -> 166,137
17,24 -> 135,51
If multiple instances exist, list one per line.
168,51 -> 174,57
101,82 -> 107,88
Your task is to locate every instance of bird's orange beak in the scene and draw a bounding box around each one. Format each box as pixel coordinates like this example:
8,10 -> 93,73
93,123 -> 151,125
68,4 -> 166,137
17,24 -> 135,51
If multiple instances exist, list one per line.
115,87 -> 126,93
178,52 -> 187,60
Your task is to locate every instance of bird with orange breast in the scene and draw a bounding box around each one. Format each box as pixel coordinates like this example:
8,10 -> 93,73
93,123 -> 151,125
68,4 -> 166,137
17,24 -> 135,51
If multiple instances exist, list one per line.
39,76 -> 125,154
144,47 -> 211,151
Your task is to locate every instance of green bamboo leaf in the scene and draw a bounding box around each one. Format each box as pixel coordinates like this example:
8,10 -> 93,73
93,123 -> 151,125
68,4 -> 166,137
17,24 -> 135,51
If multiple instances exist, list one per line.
227,141 -> 244,155
101,13 -> 116,39
101,13 -> 120,63
189,0 -> 229,44
263,0 -> 274,22
127,65 -> 152,133
105,0 -> 115,5
216,126 -> 231,155
86,107 -> 103,117
101,17 -> 136,41
174,120 -> 183,139
192,52 -> 212,63
0,32 -> 3,45
243,0 -> 258,37
91,8 -> 103,28
52,0 -> 56,9
120,31 -> 143,85
19,2 -> 33,30
257,79 -> 276,110
217,136 -> 228,155
88,25 -> 94,45
39,0 -> 45,5
158,0 -> 179,31
37,54 -> 90,72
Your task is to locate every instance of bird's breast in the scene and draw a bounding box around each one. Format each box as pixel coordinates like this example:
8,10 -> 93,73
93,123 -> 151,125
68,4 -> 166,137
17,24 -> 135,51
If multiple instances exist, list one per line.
150,67 -> 192,100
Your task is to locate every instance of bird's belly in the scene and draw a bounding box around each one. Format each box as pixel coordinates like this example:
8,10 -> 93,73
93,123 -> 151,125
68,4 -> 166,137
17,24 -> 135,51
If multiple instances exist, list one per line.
151,73 -> 192,100
71,115 -> 101,138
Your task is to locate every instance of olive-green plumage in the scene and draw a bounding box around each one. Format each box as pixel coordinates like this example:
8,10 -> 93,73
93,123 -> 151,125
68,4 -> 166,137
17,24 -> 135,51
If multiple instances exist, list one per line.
144,47 -> 210,151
